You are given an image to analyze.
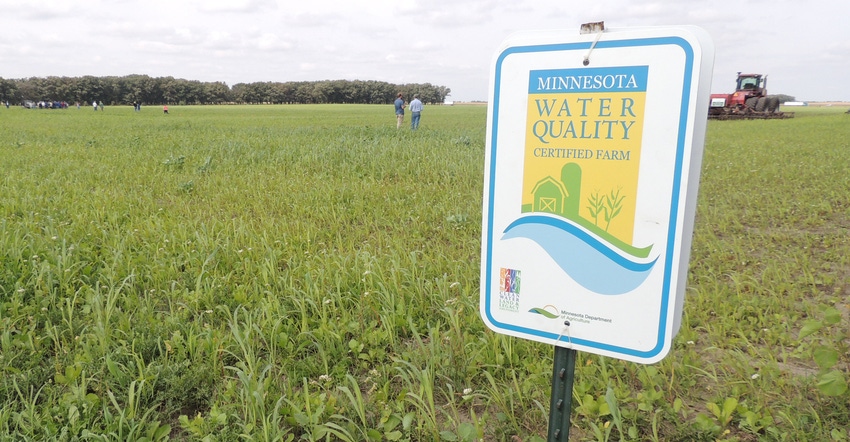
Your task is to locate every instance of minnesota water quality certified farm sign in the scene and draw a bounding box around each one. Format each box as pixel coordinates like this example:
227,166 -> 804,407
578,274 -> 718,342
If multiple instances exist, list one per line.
480,26 -> 715,364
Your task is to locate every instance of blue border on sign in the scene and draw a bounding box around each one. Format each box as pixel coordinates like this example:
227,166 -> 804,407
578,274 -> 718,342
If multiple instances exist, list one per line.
483,36 -> 694,360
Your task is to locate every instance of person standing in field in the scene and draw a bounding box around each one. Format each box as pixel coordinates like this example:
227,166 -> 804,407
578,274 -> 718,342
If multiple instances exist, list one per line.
394,93 -> 405,129
409,94 -> 423,130
92,100 -> 97,111
163,105 -> 169,114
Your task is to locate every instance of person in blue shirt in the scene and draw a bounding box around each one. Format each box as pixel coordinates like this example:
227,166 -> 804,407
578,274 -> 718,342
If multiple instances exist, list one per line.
394,93 -> 405,129
409,94 -> 423,130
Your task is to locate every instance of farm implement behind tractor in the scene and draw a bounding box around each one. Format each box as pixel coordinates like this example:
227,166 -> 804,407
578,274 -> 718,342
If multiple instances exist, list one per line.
708,73 -> 794,120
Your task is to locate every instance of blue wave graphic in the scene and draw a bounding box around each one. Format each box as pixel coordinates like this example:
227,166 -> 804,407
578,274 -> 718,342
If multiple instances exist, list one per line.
502,215 -> 657,295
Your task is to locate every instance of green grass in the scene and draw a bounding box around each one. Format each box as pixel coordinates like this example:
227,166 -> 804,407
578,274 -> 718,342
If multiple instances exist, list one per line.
1,104 -> 849,441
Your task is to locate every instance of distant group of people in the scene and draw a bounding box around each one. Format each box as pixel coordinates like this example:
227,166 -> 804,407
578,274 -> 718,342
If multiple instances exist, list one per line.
126,101 -> 169,114
90,100 -> 167,114
131,101 -> 167,114
36,101 -> 69,109
394,93 -> 423,130
8,99 -> 175,114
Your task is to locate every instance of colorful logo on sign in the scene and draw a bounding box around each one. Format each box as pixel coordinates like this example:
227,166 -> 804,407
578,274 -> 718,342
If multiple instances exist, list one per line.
498,268 -> 521,312
502,66 -> 658,295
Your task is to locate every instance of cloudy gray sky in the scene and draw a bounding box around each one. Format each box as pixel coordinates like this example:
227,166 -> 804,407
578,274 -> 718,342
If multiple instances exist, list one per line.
1,0 -> 847,102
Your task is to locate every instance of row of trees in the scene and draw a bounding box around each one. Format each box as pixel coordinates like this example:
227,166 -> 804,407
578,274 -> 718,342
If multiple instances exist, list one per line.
231,80 -> 451,105
0,76 -> 451,106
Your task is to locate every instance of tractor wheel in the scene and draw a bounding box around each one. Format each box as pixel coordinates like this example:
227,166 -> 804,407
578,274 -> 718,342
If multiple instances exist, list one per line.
767,96 -> 780,112
745,97 -> 759,109
755,97 -> 768,111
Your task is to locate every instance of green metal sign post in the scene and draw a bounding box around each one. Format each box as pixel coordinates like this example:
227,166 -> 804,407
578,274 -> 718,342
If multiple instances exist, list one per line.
547,346 -> 577,441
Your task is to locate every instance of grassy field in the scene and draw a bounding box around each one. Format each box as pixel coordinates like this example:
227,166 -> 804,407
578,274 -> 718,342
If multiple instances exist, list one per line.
0,104 -> 848,441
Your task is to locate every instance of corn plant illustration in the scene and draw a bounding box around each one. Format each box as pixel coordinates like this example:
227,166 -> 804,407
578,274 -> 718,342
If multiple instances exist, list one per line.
586,188 -> 625,232
603,188 -> 625,232
586,191 -> 605,227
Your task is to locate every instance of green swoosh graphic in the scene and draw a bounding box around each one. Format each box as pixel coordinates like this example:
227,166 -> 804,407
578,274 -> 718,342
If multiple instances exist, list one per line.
529,307 -> 559,319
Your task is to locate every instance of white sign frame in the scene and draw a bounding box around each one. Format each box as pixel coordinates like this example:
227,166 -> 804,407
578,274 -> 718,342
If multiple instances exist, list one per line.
480,26 -> 714,364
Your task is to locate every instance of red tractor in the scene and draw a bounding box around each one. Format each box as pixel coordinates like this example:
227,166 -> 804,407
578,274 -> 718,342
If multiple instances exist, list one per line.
708,73 -> 793,119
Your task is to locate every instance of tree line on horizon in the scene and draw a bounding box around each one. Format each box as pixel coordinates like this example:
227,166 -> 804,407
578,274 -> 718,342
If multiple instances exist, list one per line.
0,75 -> 452,106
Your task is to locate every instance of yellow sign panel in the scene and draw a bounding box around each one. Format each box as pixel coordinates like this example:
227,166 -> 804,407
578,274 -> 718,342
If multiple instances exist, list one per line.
521,67 -> 647,245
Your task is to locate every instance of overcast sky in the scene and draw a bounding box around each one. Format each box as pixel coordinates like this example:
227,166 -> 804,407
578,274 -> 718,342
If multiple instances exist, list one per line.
1,0 -> 847,102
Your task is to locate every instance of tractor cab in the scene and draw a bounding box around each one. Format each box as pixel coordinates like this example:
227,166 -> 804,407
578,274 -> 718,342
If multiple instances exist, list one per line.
736,74 -> 765,93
